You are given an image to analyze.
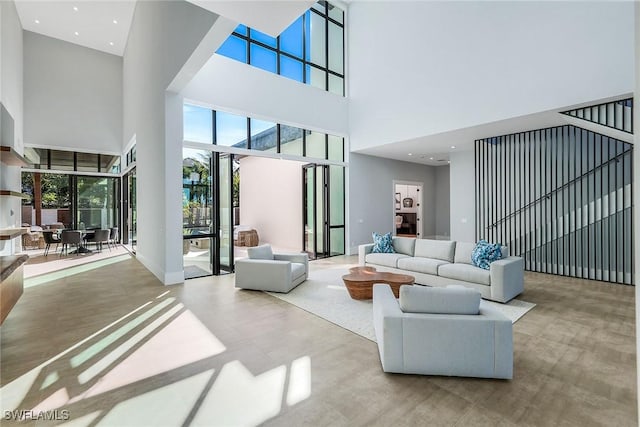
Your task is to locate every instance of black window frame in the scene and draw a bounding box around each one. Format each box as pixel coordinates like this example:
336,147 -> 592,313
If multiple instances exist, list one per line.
221,0 -> 345,96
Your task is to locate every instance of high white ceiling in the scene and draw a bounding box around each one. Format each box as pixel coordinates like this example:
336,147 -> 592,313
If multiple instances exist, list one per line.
187,0 -> 316,37
15,1 -> 136,56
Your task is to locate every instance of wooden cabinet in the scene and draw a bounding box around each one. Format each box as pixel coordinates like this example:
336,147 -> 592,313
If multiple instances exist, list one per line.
0,255 -> 27,325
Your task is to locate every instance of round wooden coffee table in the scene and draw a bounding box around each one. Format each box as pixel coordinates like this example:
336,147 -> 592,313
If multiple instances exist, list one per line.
342,266 -> 415,300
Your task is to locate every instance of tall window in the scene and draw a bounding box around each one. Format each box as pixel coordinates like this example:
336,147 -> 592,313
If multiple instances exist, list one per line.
216,0 -> 345,96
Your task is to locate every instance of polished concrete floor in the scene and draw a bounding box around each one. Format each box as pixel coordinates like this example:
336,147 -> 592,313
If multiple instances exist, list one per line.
0,255 -> 636,426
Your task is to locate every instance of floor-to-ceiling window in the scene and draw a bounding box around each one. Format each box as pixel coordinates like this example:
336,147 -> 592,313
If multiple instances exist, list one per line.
75,176 -> 118,230
21,148 -> 121,232
216,0 -> 345,96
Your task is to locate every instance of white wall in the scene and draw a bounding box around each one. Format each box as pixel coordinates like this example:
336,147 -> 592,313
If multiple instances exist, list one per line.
23,32 -> 122,154
349,153 -> 436,253
239,157 -> 303,251
123,0 -> 219,284
449,150 -> 475,242
0,1 -> 23,255
348,1 -> 635,151
435,165 -> 450,237
181,55 -> 349,137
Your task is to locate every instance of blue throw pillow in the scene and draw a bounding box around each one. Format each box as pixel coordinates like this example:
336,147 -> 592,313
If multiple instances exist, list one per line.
471,240 -> 502,270
372,232 -> 395,253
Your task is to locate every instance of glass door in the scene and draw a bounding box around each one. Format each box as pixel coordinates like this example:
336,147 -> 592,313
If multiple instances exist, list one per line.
122,168 -> 136,252
183,149 -> 214,279
303,164 -> 345,260
182,149 -> 235,278
217,153 -> 234,273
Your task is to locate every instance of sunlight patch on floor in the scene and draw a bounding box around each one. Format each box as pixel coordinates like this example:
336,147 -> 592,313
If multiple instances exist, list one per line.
98,370 -> 215,427
77,303 -> 185,385
286,356 -> 311,406
191,360 -> 287,426
31,387 -> 70,414
0,300 -> 154,412
24,254 -> 132,288
70,298 -> 176,369
78,310 -> 226,399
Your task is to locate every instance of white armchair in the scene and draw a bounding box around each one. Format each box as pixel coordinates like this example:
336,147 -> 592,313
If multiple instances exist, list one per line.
235,245 -> 308,293
373,284 -> 513,379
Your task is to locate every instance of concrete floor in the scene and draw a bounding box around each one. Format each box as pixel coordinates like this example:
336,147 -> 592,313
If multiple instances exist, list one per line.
0,254 -> 636,426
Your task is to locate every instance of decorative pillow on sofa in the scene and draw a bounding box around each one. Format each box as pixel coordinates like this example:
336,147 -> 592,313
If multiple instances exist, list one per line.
471,240 -> 503,270
372,232 -> 395,253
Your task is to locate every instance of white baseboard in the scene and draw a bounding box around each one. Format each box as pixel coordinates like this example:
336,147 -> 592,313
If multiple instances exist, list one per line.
136,253 -> 184,285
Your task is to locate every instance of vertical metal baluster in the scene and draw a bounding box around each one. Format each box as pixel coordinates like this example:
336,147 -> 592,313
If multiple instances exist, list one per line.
576,126 -> 582,278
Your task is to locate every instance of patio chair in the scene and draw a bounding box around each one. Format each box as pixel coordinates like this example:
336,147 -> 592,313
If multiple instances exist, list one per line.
86,229 -> 111,252
60,230 -> 82,256
108,227 -> 119,249
42,230 -> 61,256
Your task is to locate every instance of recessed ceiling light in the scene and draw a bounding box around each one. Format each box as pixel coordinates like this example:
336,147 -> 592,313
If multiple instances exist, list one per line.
408,153 -> 413,156
451,145 -> 456,149
429,157 -> 434,160
73,6 -> 78,11
74,31 -> 79,36
113,19 -> 118,24
109,42 -> 114,46
34,19 -> 40,24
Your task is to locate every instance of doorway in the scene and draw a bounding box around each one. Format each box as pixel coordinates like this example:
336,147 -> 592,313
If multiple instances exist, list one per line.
393,181 -> 423,238
122,168 -> 137,253
182,149 -> 234,279
303,163 -> 345,260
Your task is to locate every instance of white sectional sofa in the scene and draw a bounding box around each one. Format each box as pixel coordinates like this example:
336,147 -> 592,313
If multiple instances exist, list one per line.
359,237 -> 524,303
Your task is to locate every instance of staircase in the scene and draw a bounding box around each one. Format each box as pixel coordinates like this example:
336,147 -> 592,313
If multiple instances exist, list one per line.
561,98 -> 633,134
475,122 -> 634,285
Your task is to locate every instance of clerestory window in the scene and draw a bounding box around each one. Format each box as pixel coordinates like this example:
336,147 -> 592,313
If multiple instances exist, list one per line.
216,0 -> 345,96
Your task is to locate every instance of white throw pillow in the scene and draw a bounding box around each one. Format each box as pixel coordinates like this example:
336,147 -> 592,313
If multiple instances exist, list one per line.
247,244 -> 273,260
454,242 -> 476,265
399,285 -> 481,315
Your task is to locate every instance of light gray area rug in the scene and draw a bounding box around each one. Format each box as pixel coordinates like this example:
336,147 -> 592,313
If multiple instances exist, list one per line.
268,266 -> 535,342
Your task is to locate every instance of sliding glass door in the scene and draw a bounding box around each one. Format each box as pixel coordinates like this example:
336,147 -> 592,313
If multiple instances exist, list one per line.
303,164 -> 345,259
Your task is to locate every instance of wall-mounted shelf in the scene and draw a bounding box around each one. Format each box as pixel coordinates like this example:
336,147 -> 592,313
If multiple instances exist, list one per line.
0,190 -> 29,199
0,228 -> 27,241
0,146 -> 30,167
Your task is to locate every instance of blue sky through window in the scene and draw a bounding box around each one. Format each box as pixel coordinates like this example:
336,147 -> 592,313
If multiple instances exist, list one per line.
280,16 -> 303,57
250,44 -> 277,73
250,28 -> 277,48
217,35 -> 246,63
216,112 -> 247,147
183,104 -> 212,143
280,56 -> 303,82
